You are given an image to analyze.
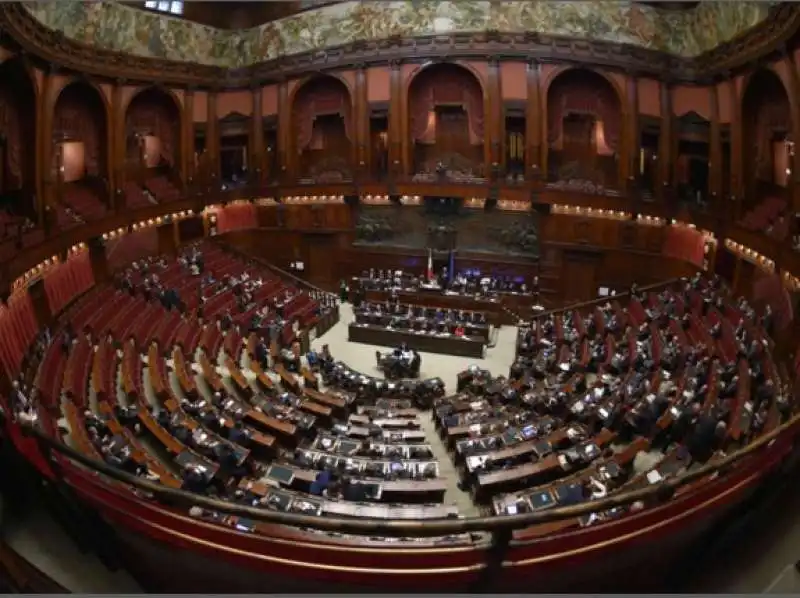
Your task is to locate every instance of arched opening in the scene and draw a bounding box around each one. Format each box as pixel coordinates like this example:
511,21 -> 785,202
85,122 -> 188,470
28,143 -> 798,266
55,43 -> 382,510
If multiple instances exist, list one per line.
546,69 -> 622,190
407,63 -> 485,181
0,58 -> 37,227
52,81 -> 109,223
292,76 -> 353,183
741,69 -> 792,213
125,87 -> 182,206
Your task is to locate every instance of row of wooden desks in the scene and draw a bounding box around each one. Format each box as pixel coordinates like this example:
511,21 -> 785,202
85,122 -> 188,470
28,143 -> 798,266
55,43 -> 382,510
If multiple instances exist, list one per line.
493,436 -> 650,519
348,323 -> 485,358
96,401 -> 182,488
260,463 -> 448,503
238,478 -> 457,520
475,428 -> 618,500
358,287 -> 511,323
354,310 -> 490,342
312,433 -> 434,460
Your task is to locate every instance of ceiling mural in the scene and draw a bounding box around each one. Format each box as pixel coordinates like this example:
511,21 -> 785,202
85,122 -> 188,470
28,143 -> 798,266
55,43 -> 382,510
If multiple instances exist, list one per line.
24,0 -> 775,69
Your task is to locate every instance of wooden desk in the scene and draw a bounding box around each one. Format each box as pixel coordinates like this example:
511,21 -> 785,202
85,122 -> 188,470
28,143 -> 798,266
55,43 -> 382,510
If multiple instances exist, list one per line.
272,464 -> 448,503
163,398 -> 252,465
728,359 -> 752,442
244,408 -> 297,441
497,436 -> 650,520
274,363 -> 302,394
477,428 -> 616,499
446,418 -> 505,444
354,310 -> 490,342
348,323 -> 484,358
217,415 -> 276,454
304,387 -> 348,413
371,418 -> 421,430
173,346 -> 198,397
225,354 -> 253,397
64,401 -> 100,458
320,500 -> 457,520
91,340 -> 109,403
249,357 -> 276,393
121,342 -> 141,399
237,478 -> 455,520
477,453 -> 563,496
97,402 -> 182,488
481,428 -> 572,464
300,367 -> 319,390
297,399 -> 332,419
358,405 -> 418,418
148,344 -> 169,398
361,288 -> 507,321
198,350 -> 225,394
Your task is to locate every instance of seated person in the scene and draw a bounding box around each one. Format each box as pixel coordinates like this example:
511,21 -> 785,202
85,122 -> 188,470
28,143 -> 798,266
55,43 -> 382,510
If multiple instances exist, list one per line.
181,464 -> 209,494
228,421 -> 251,447
454,324 -> 465,337
393,343 -> 414,364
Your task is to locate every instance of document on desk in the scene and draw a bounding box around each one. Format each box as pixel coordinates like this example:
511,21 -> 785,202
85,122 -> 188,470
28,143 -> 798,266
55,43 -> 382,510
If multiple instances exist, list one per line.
646,470 -> 663,484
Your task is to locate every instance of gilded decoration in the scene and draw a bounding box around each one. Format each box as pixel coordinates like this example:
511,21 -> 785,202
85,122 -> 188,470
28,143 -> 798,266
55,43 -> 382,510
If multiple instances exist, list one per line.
24,1 -> 774,69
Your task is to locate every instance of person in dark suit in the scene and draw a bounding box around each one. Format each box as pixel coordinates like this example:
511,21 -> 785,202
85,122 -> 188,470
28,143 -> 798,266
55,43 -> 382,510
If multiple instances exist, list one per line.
213,443 -> 246,477
228,421 -> 250,447
220,310 -> 233,332
255,341 -> 269,369
687,411 -> 721,462
181,465 -> 208,493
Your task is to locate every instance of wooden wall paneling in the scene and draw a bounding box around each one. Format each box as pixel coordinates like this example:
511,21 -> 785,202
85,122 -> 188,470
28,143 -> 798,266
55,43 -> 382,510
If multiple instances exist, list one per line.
627,72 -> 639,193
735,259 -> 756,299
224,228 -> 307,268
487,58 -> 502,175
619,221 -> 636,249
388,61 -> 403,177
783,49 -> 800,212
397,62 -> 410,177
207,90 -> 220,183
540,65 -> 549,183
257,205 -> 279,228
306,234 -> 338,287
183,88 -> 195,186
561,249 -> 600,303
156,222 -> 177,255
250,86 -> 264,186
709,82 -> 722,211
355,66 -> 369,176
88,238 -> 110,284
657,81 -> 673,200
33,65 -> 45,226
618,72 -> 631,186
27,279 -> 52,326
277,81 -> 290,181
526,60 -> 542,180
110,81 -> 125,207
728,77 -> 743,208
40,67 -> 57,225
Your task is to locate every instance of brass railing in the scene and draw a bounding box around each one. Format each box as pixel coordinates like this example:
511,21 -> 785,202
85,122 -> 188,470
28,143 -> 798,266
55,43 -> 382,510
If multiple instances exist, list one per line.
18,408 -> 799,538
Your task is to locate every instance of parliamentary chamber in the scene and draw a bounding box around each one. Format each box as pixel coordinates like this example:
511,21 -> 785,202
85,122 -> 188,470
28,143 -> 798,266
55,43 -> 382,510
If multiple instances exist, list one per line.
0,0 -> 798,592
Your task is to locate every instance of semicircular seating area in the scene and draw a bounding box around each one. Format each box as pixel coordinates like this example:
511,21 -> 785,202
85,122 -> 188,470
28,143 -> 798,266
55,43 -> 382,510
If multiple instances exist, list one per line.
10,243 -> 794,549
